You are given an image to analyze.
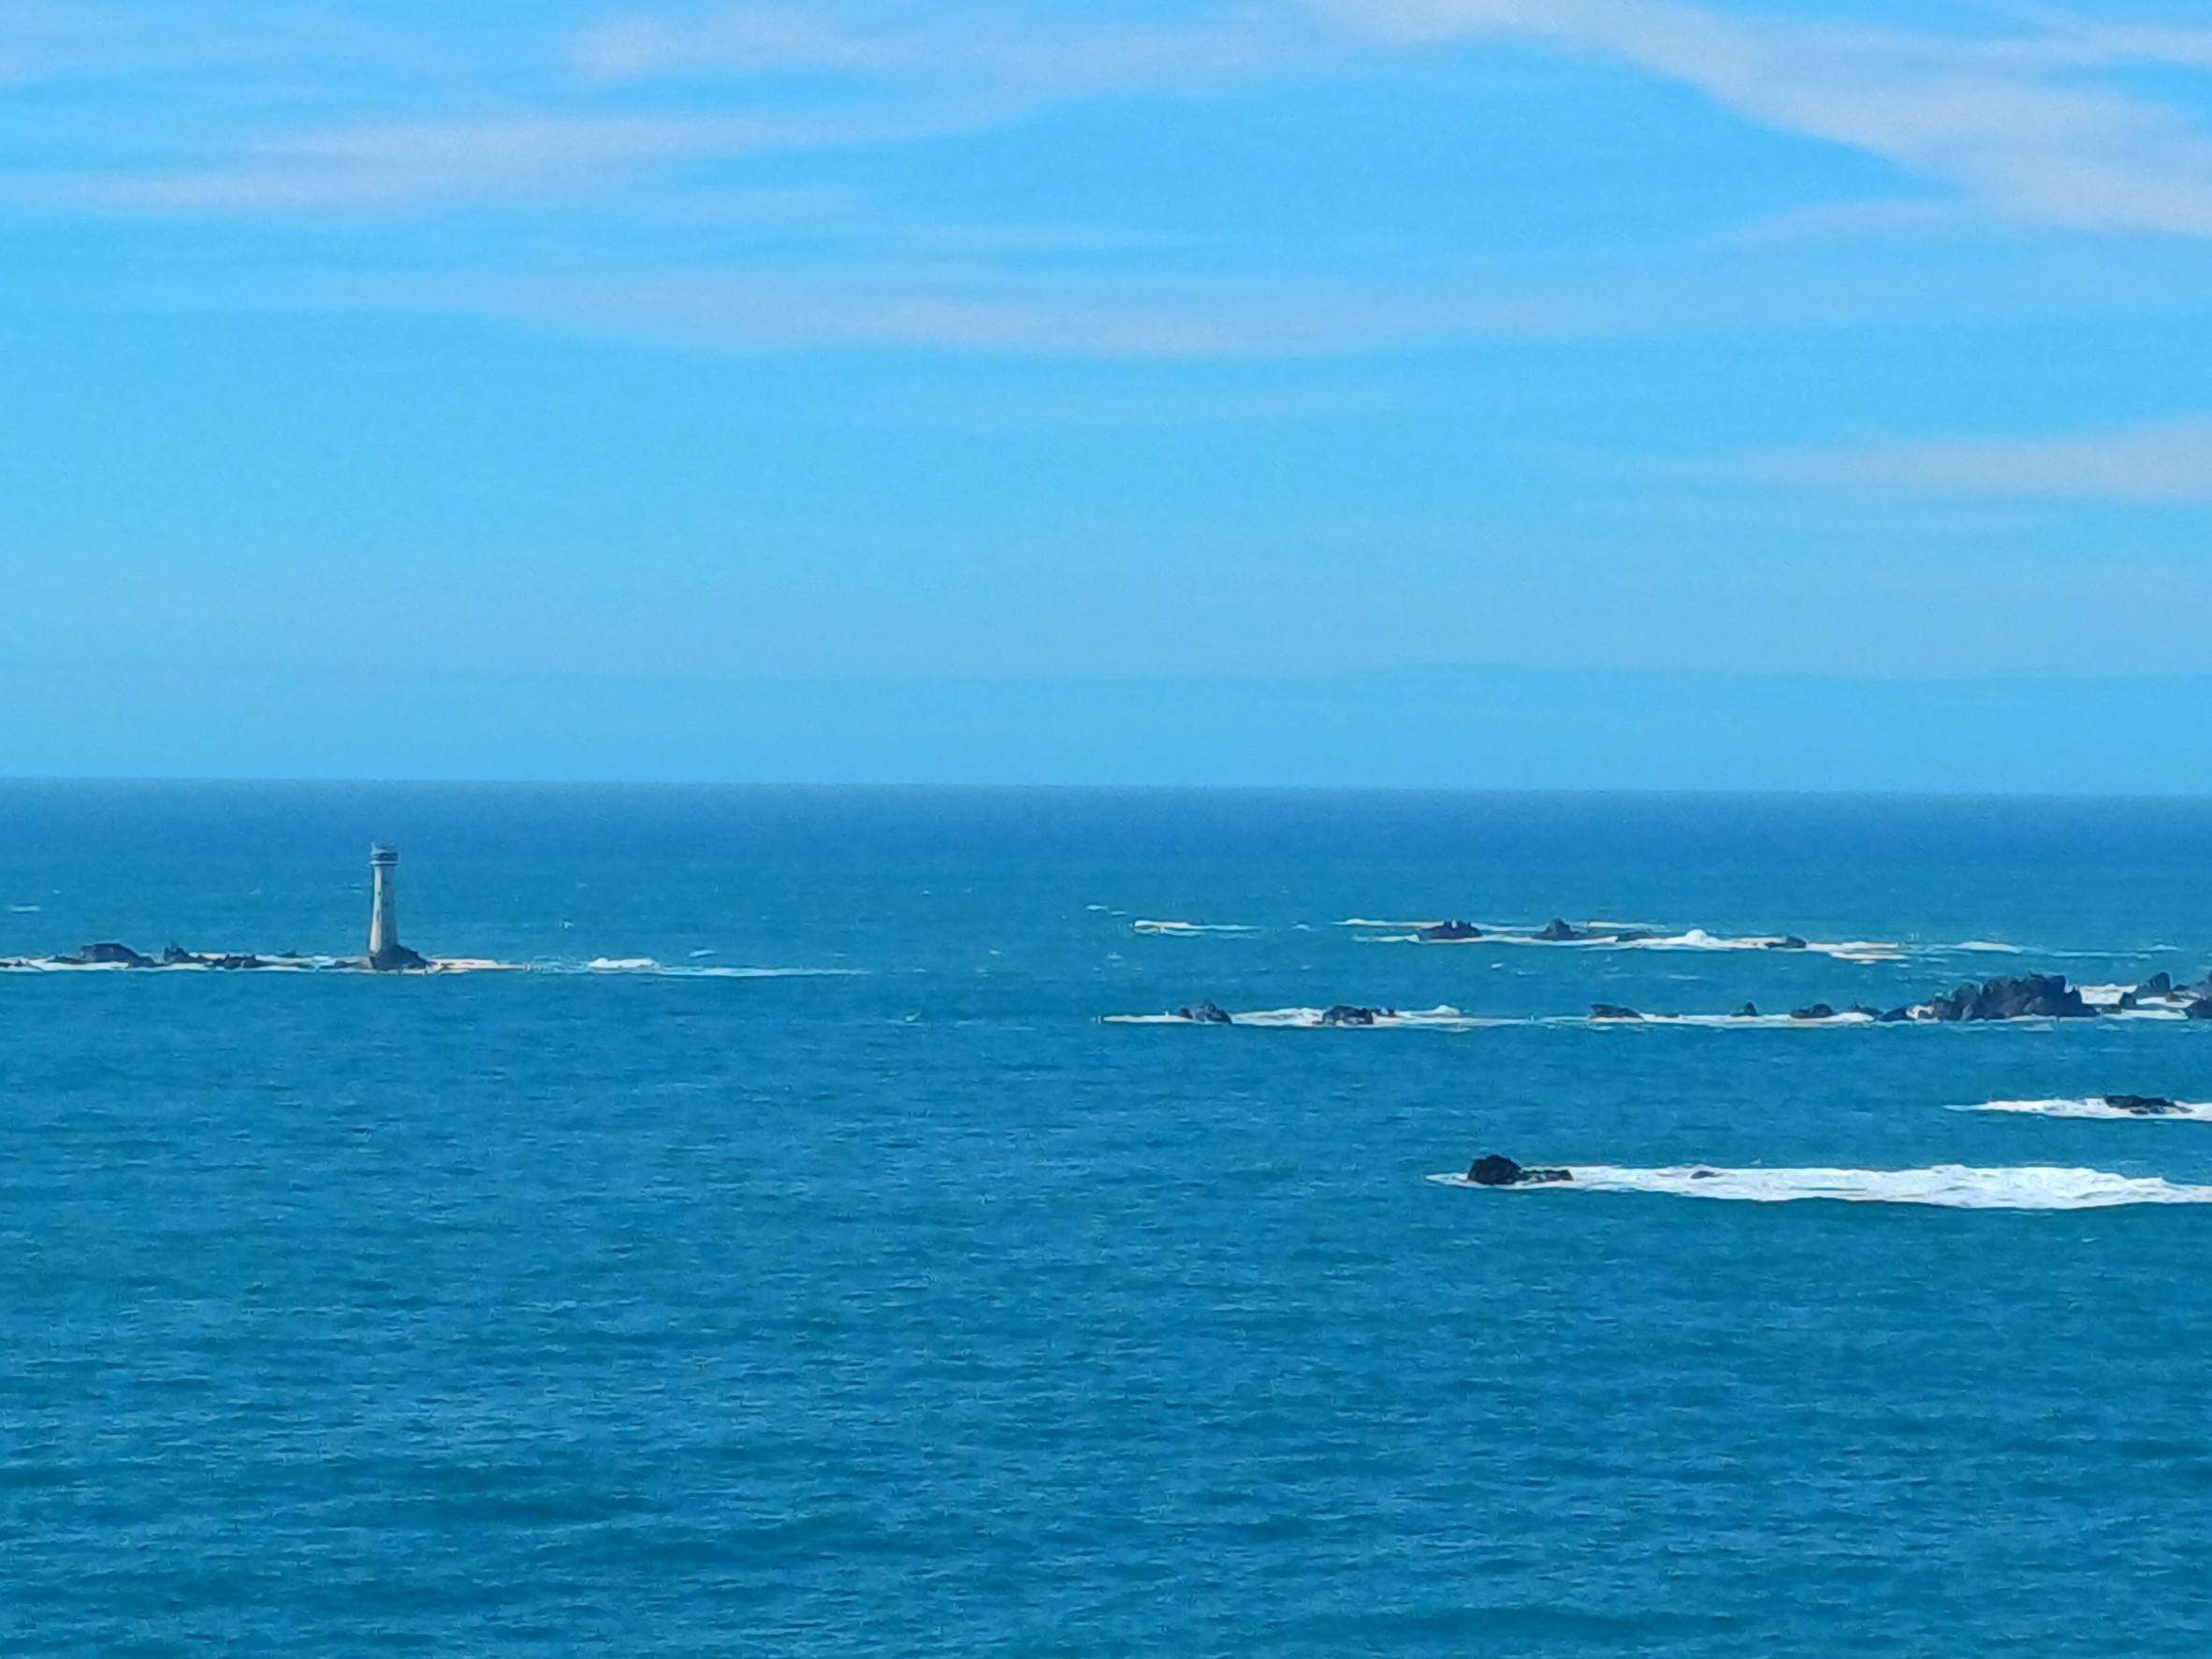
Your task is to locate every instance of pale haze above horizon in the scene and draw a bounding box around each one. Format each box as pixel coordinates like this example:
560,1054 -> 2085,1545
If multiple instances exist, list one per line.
7,1 -> 2212,790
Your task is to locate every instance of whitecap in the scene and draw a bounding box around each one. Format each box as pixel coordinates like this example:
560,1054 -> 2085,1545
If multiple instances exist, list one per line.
1105,1004 -> 1510,1030
579,957 -> 862,979
1612,1011 -> 1883,1029
2079,983 -> 2198,1018
1619,930 -> 1906,963
1132,920 -> 1258,937
1429,1164 -> 2212,1209
1963,1099 -> 2212,1122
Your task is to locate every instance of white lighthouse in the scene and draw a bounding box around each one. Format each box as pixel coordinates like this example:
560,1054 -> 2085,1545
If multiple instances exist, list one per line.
366,844 -> 426,970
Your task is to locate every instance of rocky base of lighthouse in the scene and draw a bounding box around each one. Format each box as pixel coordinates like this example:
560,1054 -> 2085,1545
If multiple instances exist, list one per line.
369,942 -> 430,972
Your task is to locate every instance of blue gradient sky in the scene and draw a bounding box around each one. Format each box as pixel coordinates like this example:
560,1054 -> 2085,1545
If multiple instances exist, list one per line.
7,1 -> 2212,784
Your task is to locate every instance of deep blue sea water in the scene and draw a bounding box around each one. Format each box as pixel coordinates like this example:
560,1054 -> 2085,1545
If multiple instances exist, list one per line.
6,783 -> 2212,1654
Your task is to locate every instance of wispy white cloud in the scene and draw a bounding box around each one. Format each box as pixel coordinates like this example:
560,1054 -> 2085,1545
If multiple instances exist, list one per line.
574,3 -> 1299,93
1988,7 -> 2212,75
1761,415 -> 2212,501
279,267 -> 1555,358
1314,0 -> 2212,238
32,108 -> 969,212
0,1 -> 136,82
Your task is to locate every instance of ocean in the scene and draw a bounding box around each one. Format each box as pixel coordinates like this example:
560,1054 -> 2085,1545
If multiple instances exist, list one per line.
5,782 -> 2211,1653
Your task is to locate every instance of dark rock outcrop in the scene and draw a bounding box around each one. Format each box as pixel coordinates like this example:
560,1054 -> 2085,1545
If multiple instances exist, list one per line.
1920,974 -> 2096,1022
1465,1155 -> 1574,1187
1878,1007 -> 1914,1024
1419,920 -> 1483,941
368,943 -> 430,972
2105,1095 -> 2182,1116
1790,1003 -> 1838,1022
2140,972 -> 2176,998
1176,1000 -> 1234,1025
1319,1004 -> 1388,1026
2188,999 -> 2212,1022
1535,919 -> 1581,942
75,942 -> 153,968
1733,1003 -> 1760,1019
1764,936 -> 1810,951
1590,1003 -> 1643,1021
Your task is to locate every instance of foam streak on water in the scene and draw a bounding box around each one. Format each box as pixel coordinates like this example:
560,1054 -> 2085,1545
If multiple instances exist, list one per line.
1966,1099 -> 2212,1122
1108,1007 -> 1896,1029
1430,1165 -> 2212,1208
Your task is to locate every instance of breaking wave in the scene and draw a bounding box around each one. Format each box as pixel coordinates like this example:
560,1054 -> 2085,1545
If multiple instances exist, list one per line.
1339,921 -> 2066,963
1429,1165 -> 2212,1209
1623,930 -> 1904,963
1131,920 -> 1259,938
1345,921 -> 1906,962
1105,1006 -> 1897,1030
2078,984 -> 2199,1020
1105,1005 -> 1511,1030
1962,1099 -> 2212,1123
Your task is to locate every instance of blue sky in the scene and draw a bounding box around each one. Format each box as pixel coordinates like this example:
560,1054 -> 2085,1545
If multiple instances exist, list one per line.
7,0 -> 2212,783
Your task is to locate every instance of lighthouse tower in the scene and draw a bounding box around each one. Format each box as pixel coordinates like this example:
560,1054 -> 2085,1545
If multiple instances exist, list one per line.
366,845 -> 426,970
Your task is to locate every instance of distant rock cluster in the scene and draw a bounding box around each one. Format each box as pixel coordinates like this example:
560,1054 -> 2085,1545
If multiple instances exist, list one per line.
2103,1095 -> 2184,1116
1464,1156 -> 1574,1187
7,940 -> 429,973
1593,972 -> 2209,1025
1158,971 -> 2212,1026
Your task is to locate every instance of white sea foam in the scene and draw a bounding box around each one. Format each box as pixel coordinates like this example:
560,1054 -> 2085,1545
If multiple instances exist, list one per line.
1964,1099 -> 2212,1122
579,957 -> 862,979
7,904 -> 42,913
1350,921 -> 1906,961
1429,1165 -> 2212,1209
1342,919 -> 2055,963
1623,930 -> 1907,963
1105,1004 -> 1509,1030
1106,1005 -> 1892,1031
1131,920 -> 1258,938
2077,983 -> 2198,1019
1603,1011 -> 1883,1028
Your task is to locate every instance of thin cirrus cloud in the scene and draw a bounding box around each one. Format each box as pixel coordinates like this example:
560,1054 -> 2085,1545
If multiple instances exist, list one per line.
36,109 -> 967,213
571,3 -> 1299,92
294,268 -> 1558,359
1312,0 -> 2212,239
1765,415 -> 2212,502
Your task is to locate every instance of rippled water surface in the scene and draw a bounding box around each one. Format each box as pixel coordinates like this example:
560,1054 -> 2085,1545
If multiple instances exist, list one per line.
6,784 -> 2212,1653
